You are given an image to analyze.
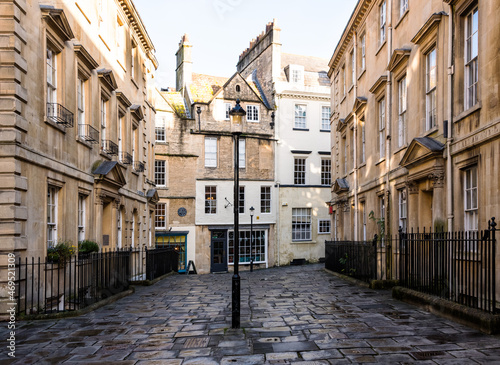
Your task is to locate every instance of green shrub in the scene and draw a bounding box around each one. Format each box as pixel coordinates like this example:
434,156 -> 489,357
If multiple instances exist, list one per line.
78,240 -> 99,254
47,240 -> 76,263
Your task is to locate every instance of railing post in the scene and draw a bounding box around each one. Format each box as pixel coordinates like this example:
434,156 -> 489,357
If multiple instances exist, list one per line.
372,234 -> 378,280
490,217 -> 497,314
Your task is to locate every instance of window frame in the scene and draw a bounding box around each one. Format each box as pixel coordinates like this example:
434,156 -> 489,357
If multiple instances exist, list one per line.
398,189 -> 407,231
398,76 -> 407,147
400,0 -> 408,18
155,203 -> 166,229
292,208 -> 312,242
378,97 -> 386,158
464,166 -> 478,232
379,0 -> 387,45
239,186 -> 245,214
239,138 -> 246,169
246,105 -> 260,122
155,160 -> 166,187
360,120 -> 366,164
425,47 -> 437,131
294,157 -> 306,185
318,219 -> 331,234
205,186 -> 217,214
46,47 -> 57,104
321,106 -> 331,131
321,158 -> 332,186
47,186 -> 58,248
464,6 -> 479,110
155,115 -> 166,142
78,194 -> 86,242
204,137 -> 218,168
294,104 -> 307,129
260,186 -> 271,214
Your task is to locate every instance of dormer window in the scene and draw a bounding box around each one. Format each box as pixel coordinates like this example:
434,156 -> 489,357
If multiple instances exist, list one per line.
292,69 -> 301,83
287,65 -> 304,86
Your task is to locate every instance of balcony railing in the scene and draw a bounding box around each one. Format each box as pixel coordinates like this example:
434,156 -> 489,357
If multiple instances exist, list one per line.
47,103 -> 74,128
120,152 -> 133,165
134,161 -> 145,172
78,124 -> 99,144
101,140 -> 118,155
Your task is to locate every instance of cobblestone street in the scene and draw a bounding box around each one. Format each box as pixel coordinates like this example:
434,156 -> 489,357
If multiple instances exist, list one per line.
2,264 -> 500,364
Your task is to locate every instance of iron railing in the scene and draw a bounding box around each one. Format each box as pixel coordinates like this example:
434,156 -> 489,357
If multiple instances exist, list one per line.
397,219 -> 497,313
78,124 -> 99,144
120,152 -> 133,165
14,247 -> 178,316
325,237 -> 377,283
101,139 -> 119,155
325,218 -> 497,314
47,103 -> 74,128
134,161 -> 145,172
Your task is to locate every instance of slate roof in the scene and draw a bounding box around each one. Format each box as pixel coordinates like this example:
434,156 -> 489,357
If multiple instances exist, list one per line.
279,53 -> 330,87
414,137 -> 445,152
93,161 -> 118,175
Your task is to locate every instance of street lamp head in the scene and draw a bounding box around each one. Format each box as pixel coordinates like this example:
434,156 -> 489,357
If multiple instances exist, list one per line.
249,206 -> 255,217
196,106 -> 201,115
229,99 -> 246,134
270,111 -> 275,130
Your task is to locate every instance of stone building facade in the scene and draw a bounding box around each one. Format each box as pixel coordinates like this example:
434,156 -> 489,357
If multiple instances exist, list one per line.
328,0 -> 499,244
154,35 -> 275,274
237,21 -> 332,265
0,0 -> 158,311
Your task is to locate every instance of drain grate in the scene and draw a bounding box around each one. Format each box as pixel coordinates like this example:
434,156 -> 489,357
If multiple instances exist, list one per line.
411,351 -> 445,360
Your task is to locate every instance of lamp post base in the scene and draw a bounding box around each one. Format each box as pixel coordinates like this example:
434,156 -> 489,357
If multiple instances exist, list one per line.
231,274 -> 240,328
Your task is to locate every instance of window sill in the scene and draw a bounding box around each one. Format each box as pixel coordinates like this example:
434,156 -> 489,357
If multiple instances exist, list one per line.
424,126 -> 439,137
292,240 -> 317,244
320,129 -> 331,133
340,95 -> 347,104
155,141 -> 168,145
318,232 -> 330,235
395,9 -> 409,29
358,69 -> 366,80
293,128 -> 309,131
131,78 -> 139,90
394,145 -> 408,154
348,84 -> 354,93
76,137 -> 93,149
44,118 -> 67,134
156,186 -> 167,190
375,158 -> 386,166
99,152 -> 113,160
376,40 -> 386,56
131,170 -> 139,176
358,162 -> 366,169
454,103 -> 481,123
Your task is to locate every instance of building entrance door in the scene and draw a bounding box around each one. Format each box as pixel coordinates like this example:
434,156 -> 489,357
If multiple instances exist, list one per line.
211,230 -> 227,273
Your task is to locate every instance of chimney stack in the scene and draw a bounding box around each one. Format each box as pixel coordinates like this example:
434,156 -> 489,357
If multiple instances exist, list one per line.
175,34 -> 193,92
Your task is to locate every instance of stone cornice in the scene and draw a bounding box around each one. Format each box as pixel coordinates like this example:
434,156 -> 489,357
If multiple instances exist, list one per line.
277,93 -> 330,101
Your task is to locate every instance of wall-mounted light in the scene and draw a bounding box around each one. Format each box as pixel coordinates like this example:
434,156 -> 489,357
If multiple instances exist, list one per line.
196,106 -> 201,131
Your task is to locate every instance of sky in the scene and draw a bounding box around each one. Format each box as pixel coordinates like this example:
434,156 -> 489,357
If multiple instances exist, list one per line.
133,0 -> 358,89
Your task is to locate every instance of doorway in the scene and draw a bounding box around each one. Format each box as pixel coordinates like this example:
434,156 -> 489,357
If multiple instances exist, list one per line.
211,230 -> 227,273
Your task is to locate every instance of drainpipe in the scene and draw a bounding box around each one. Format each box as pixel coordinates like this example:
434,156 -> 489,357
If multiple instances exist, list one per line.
352,32 -> 358,240
385,0 -> 393,278
275,96 -> 281,266
446,4 -> 454,232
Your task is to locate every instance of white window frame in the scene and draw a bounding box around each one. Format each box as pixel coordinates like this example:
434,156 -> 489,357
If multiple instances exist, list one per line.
246,105 -> 259,122
426,48 -> 437,130
46,47 -> 57,104
318,219 -> 331,234
343,135 -> 347,175
205,137 -> 217,168
400,0 -> 408,17
294,157 -> 306,185
294,104 -> 307,129
360,34 -> 366,71
380,0 -> 386,45
205,186 -> 217,214
100,97 -> 107,144
155,116 -> 166,142
465,6 -> 478,110
155,160 -> 166,187
78,194 -> 86,242
361,121 -> 366,163
321,106 -> 331,131
118,115 -> 124,155
77,77 -> 85,126
224,102 -> 231,120
321,158 -> 331,186
155,203 -> 166,229
117,209 -> 122,249
260,186 -> 271,214
361,201 -> 367,240
350,49 -> 355,86
379,98 -> 386,158
292,208 -> 312,241
47,186 -> 58,248
292,69 -> 302,83
399,189 -> 407,231
239,138 -> 246,169
228,229 -> 267,265
464,166 -> 478,232
398,76 -> 407,147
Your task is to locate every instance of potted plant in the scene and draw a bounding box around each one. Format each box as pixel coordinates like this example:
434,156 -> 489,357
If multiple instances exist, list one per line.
47,240 -> 76,264
78,240 -> 99,258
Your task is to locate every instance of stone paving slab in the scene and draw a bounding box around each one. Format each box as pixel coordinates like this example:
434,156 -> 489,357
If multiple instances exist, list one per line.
1,264 -> 500,364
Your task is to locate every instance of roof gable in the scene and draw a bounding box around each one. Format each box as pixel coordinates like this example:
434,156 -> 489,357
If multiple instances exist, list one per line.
400,137 -> 445,169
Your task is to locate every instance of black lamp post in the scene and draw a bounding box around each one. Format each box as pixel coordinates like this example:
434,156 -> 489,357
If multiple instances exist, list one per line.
229,99 -> 246,329
249,206 -> 255,272
196,106 -> 201,131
